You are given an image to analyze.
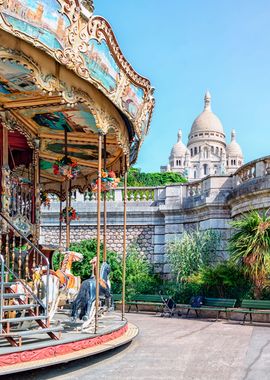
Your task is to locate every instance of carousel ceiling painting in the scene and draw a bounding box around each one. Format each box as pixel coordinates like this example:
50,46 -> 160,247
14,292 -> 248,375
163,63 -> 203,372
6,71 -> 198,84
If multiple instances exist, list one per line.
2,0 -> 70,50
0,59 -> 39,99
0,0 -> 154,192
30,105 -> 98,134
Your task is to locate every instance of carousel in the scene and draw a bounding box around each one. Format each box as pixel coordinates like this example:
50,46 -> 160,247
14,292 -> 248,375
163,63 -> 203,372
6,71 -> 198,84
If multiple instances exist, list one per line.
0,0 -> 154,373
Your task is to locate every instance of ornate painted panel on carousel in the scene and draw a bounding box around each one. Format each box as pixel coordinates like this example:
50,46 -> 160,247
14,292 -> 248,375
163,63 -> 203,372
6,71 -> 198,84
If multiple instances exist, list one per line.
0,0 -> 154,144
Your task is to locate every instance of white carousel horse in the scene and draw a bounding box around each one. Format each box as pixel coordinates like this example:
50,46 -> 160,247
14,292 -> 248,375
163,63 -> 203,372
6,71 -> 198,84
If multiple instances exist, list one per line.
32,250 -> 83,321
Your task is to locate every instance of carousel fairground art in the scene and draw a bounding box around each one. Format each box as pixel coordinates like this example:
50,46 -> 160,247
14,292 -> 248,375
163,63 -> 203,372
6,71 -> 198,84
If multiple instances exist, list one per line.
0,0 -> 154,373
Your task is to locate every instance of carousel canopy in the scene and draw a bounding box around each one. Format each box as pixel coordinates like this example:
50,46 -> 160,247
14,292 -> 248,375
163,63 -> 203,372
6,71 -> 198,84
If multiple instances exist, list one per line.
0,0 -> 154,194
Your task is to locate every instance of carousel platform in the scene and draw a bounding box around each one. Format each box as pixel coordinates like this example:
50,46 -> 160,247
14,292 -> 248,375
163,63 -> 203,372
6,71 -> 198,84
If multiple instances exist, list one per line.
0,312 -> 138,375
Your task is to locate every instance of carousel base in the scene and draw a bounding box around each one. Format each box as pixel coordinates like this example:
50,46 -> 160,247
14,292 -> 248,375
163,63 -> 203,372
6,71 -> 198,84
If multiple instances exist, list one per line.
0,311 -> 138,375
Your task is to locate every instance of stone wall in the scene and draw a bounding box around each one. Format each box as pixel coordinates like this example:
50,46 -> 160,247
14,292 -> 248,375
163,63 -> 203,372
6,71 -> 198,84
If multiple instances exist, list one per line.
41,225 -> 154,259
40,155 -> 270,277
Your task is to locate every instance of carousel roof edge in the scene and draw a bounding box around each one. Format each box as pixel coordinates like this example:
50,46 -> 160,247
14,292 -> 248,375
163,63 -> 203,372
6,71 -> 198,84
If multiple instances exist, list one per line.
0,0 -> 155,142
91,15 -> 154,88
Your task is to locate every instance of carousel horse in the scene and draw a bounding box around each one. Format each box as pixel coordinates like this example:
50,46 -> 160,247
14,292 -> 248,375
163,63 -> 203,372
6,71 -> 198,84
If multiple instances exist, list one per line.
32,250 -> 83,320
71,261 -> 111,330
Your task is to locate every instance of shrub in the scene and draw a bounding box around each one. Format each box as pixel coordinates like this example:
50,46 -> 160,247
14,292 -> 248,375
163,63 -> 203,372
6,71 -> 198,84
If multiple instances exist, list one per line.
125,244 -> 161,299
52,239 -> 161,296
167,229 -> 221,282
161,281 -> 203,304
229,210 -> 270,299
188,262 -> 253,303
52,239 -> 122,293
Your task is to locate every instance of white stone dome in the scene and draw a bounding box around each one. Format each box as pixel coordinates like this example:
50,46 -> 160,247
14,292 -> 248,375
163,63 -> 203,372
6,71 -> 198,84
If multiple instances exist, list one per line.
189,91 -> 225,136
170,129 -> 187,157
226,130 -> 243,157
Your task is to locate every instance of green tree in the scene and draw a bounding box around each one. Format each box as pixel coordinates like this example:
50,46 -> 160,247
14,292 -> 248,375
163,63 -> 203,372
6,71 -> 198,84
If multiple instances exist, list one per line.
52,239 -> 122,293
52,239 -> 160,296
126,167 -> 187,187
167,230 -> 220,282
229,210 -> 270,299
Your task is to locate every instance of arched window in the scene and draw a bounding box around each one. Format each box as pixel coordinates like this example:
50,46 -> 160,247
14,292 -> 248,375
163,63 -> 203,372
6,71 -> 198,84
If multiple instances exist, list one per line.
215,147 -> 219,155
211,146 -> 214,153
191,148 -> 193,156
203,147 -> 208,159
194,170 -> 197,179
194,147 -> 198,155
203,164 -> 208,175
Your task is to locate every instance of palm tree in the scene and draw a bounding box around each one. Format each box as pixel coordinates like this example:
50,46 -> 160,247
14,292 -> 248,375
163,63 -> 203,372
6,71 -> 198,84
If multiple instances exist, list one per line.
229,210 -> 270,299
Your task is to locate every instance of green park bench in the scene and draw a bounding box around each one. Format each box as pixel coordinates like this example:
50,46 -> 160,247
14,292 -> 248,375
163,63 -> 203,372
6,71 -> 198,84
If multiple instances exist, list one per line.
112,294 -> 164,312
233,299 -> 270,324
127,294 -> 164,312
112,294 -> 123,305
184,297 -> 237,320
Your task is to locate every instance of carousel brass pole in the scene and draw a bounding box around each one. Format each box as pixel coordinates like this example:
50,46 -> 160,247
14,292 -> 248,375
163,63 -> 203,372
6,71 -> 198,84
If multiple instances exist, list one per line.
103,134 -> 107,262
34,139 -> 41,249
64,127 -> 70,252
1,125 -> 9,279
65,179 -> 70,251
59,183 -> 63,250
95,133 -> 102,334
122,155 -> 128,321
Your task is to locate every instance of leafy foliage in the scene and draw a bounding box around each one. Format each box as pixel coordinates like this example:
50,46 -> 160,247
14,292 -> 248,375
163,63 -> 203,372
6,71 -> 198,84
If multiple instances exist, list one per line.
188,262 -> 252,302
125,167 -> 187,187
52,239 -> 122,293
229,210 -> 270,299
52,239 -> 160,296
125,244 -> 161,299
162,262 -> 253,304
167,230 -> 221,282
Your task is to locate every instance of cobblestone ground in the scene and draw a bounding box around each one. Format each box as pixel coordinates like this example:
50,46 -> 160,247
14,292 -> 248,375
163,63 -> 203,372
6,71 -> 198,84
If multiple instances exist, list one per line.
6,313 -> 270,380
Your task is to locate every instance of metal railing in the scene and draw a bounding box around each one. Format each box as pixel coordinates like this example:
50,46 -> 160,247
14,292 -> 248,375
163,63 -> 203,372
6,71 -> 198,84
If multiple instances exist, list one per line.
0,213 -> 50,323
0,254 -> 4,332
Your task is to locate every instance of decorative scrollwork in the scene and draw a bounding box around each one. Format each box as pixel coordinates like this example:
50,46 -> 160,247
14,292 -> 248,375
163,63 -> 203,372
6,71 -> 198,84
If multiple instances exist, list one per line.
0,111 -> 35,148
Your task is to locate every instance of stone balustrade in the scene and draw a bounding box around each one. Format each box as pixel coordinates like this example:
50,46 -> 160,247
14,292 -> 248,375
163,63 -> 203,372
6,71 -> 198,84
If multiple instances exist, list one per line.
233,155 -> 270,186
47,156 -> 270,206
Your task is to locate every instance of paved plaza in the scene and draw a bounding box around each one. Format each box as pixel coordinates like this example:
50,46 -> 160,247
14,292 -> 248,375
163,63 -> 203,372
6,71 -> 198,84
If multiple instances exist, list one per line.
5,312 -> 270,380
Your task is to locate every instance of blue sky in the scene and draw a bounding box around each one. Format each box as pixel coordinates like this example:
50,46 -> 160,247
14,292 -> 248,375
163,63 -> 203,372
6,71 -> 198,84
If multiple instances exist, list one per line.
95,0 -> 270,172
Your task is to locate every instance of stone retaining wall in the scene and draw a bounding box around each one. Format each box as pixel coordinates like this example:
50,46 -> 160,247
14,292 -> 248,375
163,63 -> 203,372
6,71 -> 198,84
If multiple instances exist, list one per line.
41,225 -> 154,260
40,156 -> 270,276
